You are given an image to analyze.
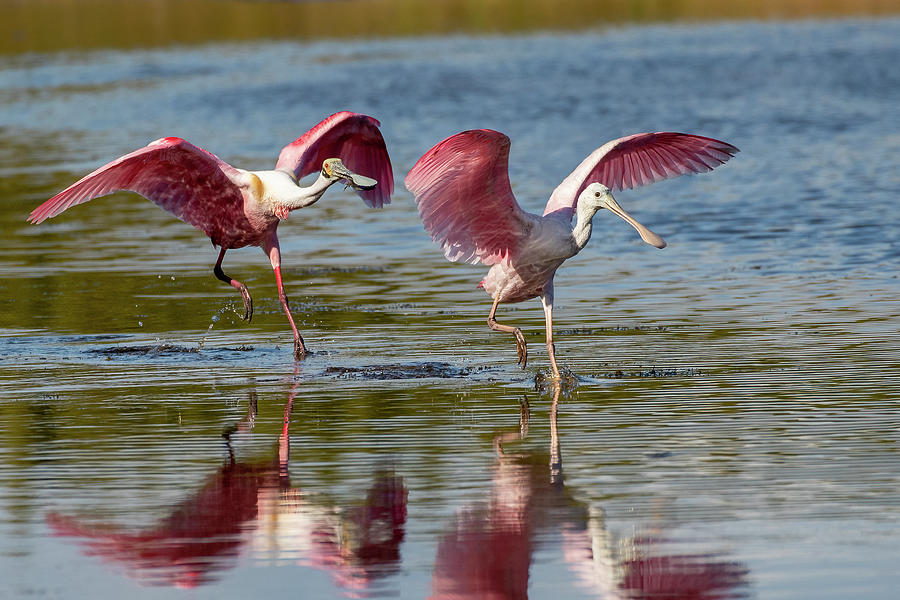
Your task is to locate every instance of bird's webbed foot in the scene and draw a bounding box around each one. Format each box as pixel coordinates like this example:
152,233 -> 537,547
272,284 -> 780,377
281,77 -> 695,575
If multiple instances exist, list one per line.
293,338 -> 308,360
238,284 -> 253,322
213,256 -> 253,322
513,328 -> 528,368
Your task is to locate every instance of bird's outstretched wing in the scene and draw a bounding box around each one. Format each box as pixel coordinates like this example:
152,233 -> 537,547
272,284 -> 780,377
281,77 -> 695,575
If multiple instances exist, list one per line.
543,132 -> 739,220
275,111 -> 393,208
405,129 -> 535,266
28,138 -> 252,245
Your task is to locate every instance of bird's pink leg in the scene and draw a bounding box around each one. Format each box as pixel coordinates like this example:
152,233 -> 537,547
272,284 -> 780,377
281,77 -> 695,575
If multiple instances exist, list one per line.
493,396 -> 530,457
279,368 -> 300,479
264,238 -> 307,360
549,384 -> 562,485
213,247 -> 253,321
487,296 -> 528,368
540,287 -> 561,380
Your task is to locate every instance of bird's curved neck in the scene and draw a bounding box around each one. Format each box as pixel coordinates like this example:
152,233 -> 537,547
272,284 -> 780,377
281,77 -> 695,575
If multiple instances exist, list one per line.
282,171 -> 335,211
572,202 -> 600,250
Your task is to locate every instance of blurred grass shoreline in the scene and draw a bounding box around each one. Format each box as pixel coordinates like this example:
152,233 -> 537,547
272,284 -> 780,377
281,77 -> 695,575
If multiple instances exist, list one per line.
3,0 -> 899,55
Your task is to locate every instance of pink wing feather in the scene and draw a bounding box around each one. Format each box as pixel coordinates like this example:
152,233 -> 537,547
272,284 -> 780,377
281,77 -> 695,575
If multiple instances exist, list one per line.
543,132 -> 739,219
28,138 -> 255,247
405,129 -> 534,266
275,111 -> 393,209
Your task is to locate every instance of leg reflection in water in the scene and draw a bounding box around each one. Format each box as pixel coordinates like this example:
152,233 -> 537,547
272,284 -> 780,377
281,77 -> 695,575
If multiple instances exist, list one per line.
430,383 -> 749,599
47,382 -> 407,593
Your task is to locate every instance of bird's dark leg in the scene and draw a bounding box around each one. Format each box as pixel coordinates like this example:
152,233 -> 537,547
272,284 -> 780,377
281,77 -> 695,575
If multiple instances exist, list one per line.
487,296 -> 528,368
221,391 -> 258,464
265,240 -> 307,360
213,247 -> 253,321
540,285 -> 561,380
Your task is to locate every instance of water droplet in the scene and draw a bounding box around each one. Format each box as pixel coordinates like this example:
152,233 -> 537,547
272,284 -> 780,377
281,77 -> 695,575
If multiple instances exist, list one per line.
138,321 -> 143,327
212,315 -> 220,323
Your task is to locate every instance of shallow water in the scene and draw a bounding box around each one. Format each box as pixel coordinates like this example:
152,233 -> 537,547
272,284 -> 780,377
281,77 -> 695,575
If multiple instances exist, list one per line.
1,18 -> 899,599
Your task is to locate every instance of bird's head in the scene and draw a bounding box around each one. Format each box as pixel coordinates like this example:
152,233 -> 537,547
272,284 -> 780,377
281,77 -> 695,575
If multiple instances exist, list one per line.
321,158 -> 377,191
579,182 -> 666,249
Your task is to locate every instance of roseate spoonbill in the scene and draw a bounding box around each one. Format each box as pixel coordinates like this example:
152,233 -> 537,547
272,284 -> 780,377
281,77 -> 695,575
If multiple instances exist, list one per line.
29,111 -> 393,358
406,129 -> 737,379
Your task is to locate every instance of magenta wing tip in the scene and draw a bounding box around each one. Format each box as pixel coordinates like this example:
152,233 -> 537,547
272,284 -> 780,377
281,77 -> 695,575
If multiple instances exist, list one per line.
28,196 -> 62,224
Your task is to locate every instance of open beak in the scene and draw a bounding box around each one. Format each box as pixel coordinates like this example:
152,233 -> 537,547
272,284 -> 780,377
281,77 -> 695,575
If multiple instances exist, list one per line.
328,159 -> 377,191
604,196 -> 667,249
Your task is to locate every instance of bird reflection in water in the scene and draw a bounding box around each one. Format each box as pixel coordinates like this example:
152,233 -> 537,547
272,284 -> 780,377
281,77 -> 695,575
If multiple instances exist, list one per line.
430,384 -> 749,599
46,385 -> 407,594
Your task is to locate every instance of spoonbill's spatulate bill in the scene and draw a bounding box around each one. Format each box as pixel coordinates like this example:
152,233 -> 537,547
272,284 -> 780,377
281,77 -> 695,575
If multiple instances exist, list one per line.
405,129 -> 738,379
29,111 -> 394,358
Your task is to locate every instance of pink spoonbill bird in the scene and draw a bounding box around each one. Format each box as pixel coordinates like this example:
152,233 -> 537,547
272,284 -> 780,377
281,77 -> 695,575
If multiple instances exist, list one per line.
29,111 -> 393,359
406,129 -> 737,379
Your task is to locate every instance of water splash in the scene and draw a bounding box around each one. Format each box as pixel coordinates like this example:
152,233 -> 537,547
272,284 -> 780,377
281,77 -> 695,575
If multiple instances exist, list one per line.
196,307 -> 228,352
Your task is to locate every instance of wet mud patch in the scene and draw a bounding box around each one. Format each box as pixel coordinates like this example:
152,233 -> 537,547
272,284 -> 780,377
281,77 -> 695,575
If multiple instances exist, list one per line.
62,334 -> 126,343
91,343 -> 255,356
602,367 -> 705,378
323,361 -> 488,380
556,325 -> 670,335
91,343 -> 199,355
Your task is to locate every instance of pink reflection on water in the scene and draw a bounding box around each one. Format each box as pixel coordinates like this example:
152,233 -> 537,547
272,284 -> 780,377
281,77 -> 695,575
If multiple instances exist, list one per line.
46,383 -> 407,595
430,386 -> 749,600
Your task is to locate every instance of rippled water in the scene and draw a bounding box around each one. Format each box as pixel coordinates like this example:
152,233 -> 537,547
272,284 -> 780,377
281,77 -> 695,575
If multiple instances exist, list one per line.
1,18 -> 899,599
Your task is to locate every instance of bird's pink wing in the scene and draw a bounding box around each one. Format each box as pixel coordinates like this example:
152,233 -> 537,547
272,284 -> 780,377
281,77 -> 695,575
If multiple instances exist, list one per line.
405,129 -> 534,266
543,132 -> 739,219
275,111 -> 393,208
29,138 -> 252,246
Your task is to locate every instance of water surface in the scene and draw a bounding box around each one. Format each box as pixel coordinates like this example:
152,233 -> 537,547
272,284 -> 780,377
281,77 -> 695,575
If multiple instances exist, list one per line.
1,18 -> 900,599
